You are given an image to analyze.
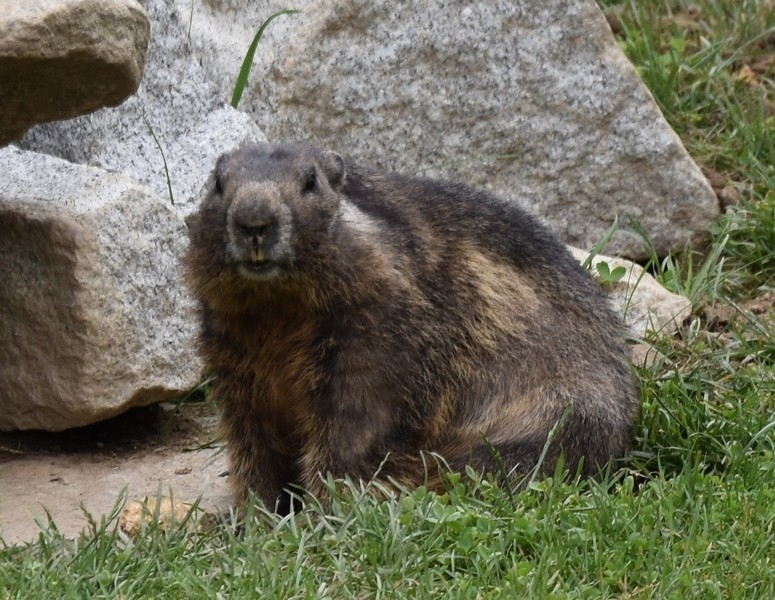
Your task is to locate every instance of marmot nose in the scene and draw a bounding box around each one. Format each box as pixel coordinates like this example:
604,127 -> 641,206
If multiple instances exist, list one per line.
238,220 -> 273,240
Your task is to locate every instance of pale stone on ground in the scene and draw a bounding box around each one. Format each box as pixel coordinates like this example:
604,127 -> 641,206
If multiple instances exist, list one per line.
180,0 -> 718,258
569,247 -> 693,341
0,147 -> 203,431
0,0 -> 149,145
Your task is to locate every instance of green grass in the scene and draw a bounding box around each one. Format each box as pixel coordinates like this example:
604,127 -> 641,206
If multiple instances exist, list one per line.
2,468 -> 773,597
230,9 -> 301,109
603,0 -> 773,196
2,0 -> 774,597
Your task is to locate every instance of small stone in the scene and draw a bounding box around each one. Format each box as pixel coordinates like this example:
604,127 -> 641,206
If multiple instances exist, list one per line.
717,185 -> 741,209
119,496 -> 194,537
569,247 -> 693,341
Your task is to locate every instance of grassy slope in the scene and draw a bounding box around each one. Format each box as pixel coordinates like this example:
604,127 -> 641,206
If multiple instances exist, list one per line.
2,1 -> 773,597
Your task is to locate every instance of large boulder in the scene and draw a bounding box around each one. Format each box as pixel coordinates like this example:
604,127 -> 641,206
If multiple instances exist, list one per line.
5,0 -> 262,431
0,0 -> 149,146
21,0 -> 265,215
0,147 -> 202,431
177,0 -> 718,259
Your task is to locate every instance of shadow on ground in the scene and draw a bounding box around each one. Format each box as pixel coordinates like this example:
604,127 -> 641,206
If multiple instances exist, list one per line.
0,403 -> 231,545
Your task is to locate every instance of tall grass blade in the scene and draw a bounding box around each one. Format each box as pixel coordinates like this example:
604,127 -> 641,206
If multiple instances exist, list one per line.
231,9 -> 301,108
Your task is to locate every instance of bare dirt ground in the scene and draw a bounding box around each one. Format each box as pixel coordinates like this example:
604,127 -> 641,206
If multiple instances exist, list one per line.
0,402 -> 231,545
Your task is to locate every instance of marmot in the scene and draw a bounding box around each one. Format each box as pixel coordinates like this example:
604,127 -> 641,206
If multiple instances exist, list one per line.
185,142 -> 638,512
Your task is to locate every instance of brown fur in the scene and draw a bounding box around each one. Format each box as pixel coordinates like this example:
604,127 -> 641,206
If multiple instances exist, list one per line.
185,142 -> 638,512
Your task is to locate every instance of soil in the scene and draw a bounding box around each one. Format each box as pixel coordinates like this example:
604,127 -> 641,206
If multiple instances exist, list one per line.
0,402 -> 231,545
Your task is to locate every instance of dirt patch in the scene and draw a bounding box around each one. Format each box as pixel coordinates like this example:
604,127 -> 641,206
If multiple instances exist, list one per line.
702,291 -> 775,331
0,403 -> 232,545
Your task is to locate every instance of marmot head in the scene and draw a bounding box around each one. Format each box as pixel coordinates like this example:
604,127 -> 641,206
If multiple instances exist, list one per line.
186,143 -> 347,309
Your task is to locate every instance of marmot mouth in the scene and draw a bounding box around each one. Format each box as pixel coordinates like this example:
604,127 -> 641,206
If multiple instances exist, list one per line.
238,260 -> 286,282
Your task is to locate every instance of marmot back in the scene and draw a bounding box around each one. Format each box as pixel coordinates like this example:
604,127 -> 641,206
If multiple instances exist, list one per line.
185,142 -> 638,512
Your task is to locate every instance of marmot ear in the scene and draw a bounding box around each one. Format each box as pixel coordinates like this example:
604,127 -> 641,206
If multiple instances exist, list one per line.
321,151 -> 346,190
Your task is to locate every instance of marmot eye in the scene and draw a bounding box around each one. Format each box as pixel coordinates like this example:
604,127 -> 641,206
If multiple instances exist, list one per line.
214,174 -> 224,194
302,168 -> 317,193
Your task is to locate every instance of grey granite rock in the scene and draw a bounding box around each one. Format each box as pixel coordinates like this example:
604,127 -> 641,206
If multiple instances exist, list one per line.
0,146 -> 202,431
0,0 -> 149,145
170,0 -> 306,100
181,0 -> 718,258
21,0 -> 265,215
